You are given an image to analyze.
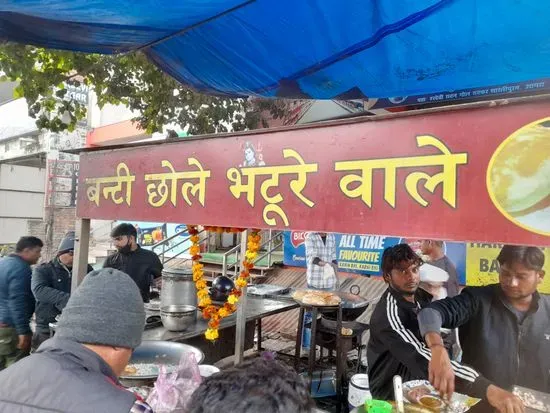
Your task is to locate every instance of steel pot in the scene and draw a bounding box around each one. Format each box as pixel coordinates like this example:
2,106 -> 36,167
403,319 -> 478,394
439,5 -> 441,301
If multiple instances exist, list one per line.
160,269 -> 197,308
161,305 -> 196,331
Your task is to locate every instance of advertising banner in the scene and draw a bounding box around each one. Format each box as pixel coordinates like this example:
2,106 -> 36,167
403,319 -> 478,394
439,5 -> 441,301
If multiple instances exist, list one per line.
284,235 -> 548,293
466,243 -> 550,294
78,102 -> 550,246
368,79 -> 550,110
283,231 -> 467,283
283,231 -> 400,275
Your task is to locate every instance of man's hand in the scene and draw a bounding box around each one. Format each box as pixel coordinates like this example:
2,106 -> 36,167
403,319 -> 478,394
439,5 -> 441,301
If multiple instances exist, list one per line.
17,334 -> 32,352
487,385 -> 525,413
428,343 -> 455,400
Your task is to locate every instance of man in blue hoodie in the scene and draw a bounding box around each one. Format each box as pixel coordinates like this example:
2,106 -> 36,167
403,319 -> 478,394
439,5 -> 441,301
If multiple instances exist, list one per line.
0,236 -> 43,370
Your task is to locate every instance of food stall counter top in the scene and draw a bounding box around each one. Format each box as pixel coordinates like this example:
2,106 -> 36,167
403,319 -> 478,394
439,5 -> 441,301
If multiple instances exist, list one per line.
142,296 -> 299,342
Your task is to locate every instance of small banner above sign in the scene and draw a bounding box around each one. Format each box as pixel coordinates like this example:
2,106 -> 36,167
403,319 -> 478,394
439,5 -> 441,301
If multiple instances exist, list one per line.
77,101 -> 550,246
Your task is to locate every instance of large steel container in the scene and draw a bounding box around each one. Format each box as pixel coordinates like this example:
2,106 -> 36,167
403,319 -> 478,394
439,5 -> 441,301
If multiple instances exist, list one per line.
160,268 -> 197,308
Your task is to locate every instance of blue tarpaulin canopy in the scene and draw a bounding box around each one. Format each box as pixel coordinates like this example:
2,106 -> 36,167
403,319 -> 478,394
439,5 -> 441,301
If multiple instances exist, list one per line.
1,0 -> 550,100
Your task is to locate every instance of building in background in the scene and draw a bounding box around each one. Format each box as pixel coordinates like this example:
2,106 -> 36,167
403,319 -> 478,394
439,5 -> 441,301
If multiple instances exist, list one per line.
0,82 -> 87,259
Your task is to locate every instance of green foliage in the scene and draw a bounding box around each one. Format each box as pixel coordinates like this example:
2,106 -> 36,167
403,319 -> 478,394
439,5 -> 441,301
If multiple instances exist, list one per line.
0,43 -> 290,134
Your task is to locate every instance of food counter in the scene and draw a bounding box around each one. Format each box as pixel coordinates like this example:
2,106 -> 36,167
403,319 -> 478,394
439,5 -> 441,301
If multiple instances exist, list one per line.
142,296 -> 299,363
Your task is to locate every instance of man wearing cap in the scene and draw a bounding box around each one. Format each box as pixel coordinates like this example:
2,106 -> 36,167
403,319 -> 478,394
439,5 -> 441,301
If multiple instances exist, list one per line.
0,268 -> 153,413
31,231 -> 94,351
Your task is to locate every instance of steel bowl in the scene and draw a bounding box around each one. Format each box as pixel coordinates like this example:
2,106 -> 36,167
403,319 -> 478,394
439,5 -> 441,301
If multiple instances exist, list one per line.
119,340 -> 204,387
161,305 -> 197,331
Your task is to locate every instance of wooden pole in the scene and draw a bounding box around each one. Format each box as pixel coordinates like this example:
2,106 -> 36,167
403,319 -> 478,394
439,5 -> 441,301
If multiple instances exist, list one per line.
234,230 -> 248,365
72,218 -> 91,293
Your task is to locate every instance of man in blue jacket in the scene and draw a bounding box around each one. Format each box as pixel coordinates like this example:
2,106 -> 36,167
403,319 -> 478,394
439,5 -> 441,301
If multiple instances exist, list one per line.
31,232 -> 94,351
0,236 -> 43,370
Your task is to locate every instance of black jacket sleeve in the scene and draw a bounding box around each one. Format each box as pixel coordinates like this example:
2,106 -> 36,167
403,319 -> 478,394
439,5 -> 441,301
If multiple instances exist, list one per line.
372,317 -> 431,378
377,295 -> 486,398
419,289 -> 492,398
102,255 -> 113,269
151,253 -> 163,279
32,264 -> 70,312
425,288 -> 481,330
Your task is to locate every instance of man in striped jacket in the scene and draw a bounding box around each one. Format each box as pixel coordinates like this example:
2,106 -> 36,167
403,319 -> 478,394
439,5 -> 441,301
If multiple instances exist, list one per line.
367,244 -> 483,401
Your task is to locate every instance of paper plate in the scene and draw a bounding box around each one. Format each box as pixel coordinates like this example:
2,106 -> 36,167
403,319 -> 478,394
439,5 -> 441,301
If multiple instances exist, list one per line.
402,380 -> 480,412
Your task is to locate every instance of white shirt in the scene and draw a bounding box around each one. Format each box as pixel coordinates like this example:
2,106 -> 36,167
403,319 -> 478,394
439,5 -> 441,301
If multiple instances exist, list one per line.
305,233 -> 337,289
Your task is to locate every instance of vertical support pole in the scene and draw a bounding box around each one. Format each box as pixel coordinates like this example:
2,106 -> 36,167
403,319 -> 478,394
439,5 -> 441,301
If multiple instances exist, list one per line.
267,229 -> 273,268
234,229 -> 248,365
335,304 -> 343,413
222,254 -> 227,278
308,306 -> 318,389
72,218 -> 91,293
256,318 -> 262,352
294,307 -> 305,371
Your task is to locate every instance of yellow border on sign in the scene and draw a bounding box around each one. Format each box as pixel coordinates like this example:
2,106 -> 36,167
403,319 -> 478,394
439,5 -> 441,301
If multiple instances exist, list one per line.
486,117 -> 550,237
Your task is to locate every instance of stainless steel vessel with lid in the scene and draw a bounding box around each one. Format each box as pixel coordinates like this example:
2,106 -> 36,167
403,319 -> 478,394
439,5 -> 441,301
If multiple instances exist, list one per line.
160,268 -> 197,308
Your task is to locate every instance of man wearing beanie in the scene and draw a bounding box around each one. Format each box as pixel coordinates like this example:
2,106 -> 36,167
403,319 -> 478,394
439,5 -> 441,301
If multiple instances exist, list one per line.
0,268 -> 153,413
31,231 -> 94,351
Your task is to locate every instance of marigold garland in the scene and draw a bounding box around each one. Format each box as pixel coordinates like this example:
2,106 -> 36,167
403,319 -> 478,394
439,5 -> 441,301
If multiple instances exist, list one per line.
187,225 -> 262,342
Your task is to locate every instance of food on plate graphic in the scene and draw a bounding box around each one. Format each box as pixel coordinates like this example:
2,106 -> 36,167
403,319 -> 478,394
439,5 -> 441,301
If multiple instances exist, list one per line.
487,118 -> 550,235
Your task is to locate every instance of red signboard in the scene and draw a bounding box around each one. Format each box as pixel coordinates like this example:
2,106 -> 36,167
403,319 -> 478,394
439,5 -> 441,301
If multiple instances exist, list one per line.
77,102 -> 550,246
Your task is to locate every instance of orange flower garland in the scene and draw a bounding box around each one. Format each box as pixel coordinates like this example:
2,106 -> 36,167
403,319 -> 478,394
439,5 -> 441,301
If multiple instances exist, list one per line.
187,225 -> 262,342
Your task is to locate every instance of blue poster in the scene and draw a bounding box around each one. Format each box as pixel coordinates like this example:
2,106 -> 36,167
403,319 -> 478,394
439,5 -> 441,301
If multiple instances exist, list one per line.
284,231 -> 466,283
284,231 -> 400,276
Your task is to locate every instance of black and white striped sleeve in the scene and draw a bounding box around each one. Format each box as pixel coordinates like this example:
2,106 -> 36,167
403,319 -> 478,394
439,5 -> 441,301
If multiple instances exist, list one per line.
378,294 -> 489,396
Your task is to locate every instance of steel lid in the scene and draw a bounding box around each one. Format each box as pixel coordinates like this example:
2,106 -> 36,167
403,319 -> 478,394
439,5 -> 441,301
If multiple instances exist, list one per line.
162,268 -> 193,279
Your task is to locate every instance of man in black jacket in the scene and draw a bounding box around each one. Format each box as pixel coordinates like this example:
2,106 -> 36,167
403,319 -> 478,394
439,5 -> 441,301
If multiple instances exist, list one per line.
31,232 -> 94,351
103,223 -> 163,303
367,244 -> 483,401
419,245 -> 547,413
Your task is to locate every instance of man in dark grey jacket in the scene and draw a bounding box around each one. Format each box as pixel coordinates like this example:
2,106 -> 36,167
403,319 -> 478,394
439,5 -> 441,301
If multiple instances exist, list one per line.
0,236 -> 43,370
0,268 -> 152,413
419,245 -> 547,413
31,232 -> 93,350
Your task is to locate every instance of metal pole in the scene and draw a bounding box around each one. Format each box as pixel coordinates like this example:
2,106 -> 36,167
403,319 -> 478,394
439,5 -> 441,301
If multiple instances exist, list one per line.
234,229 -> 248,365
72,218 -> 91,293
267,230 -> 273,268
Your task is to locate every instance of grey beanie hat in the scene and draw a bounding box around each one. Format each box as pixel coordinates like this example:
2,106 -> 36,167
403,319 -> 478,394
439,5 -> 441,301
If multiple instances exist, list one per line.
57,231 -> 76,255
56,268 -> 145,349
